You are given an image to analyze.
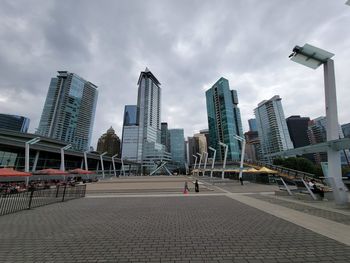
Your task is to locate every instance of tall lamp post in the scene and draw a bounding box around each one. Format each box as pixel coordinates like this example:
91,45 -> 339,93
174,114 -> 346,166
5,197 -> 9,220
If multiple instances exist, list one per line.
99,152 -> 108,179
60,144 -> 72,171
233,135 -> 246,183
289,43 -> 348,205
111,154 -> 118,177
208,147 -> 216,179
202,151 -> 208,176
25,137 -> 40,186
192,155 -> 198,175
25,137 -> 41,173
219,142 -> 228,180
197,153 -> 202,176
84,150 -> 90,171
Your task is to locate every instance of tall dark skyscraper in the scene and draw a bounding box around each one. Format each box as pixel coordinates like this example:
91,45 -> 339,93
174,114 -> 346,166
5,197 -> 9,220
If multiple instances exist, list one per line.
206,77 -> 243,161
161,122 -> 170,152
169,129 -> 185,166
0,113 -> 30,133
286,115 -> 311,148
36,71 -> 98,151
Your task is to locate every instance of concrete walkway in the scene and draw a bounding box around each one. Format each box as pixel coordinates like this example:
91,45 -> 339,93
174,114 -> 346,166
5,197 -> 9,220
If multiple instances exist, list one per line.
0,175 -> 349,262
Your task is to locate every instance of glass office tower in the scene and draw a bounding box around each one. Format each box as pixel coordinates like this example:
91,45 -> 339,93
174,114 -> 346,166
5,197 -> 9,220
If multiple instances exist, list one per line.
36,71 -> 98,151
254,95 -> 293,163
136,68 -> 169,173
0,114 -> 30,133
169,129 -> 185,166
121,105 -> 139,161
205,77 -> 243,161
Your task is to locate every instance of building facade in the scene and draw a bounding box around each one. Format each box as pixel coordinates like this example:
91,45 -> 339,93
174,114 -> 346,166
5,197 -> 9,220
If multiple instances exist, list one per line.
169,129 -> 185,167
0,114 -> 30,133
135,68 -> 170,173
96,127 -> 121,156
121,105 -> 139,162
36,71 -> 98,151
248,118 -> 257,132
286,115 -> 311,148
254,95 -> 293,163
308,117 -> 350,165
342,123 -> 350,138
161,122 -> 170,152
205,77 -> 243,161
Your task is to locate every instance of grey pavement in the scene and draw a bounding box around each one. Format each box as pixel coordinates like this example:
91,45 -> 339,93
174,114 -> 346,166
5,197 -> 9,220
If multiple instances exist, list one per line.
1,193 -> 350,262
1,176 -> 350,262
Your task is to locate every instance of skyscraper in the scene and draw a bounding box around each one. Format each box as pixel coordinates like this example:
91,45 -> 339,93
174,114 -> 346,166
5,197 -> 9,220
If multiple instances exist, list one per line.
161,122 -> 170,152
169,129 -> 185,166
254,95 -> 293,163
96,127 -> 121,156
136,68 -> 170,173
342,123 -> 350,138
286,115 -> 311,148
121,105 -> 139,161
248,119 -> 257,132
308,117 -> 350,165
206,77 -> 243,161
36,71 -> 98,151
0,113 -> 30,133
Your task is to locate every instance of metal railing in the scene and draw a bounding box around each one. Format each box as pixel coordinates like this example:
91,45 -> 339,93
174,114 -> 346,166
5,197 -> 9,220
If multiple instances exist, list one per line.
0,184 -> 86,216
244,160 -> 315,180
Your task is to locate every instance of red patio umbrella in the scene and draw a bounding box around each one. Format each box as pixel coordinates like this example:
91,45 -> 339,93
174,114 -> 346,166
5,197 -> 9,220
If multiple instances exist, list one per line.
69,168 -> 94,174
34,168 -> 69,175
0,168 -> 32,177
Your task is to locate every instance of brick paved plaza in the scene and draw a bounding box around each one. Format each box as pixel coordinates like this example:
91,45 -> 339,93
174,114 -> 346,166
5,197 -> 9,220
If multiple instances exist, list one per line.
1,178 -> 350,263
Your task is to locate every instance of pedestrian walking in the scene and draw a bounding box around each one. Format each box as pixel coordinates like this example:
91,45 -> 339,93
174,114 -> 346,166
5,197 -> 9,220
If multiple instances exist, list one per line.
183,181 -> 190,194
195,180 -> 199,192
239,177 -> 244,186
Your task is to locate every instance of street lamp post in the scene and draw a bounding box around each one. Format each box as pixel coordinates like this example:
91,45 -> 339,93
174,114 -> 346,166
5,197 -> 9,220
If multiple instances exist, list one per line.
25,137 -> 40,173
111,154 -> 118,177
25,137 -> 40,186
219,142 -> 228,180
192,155 -> 198,175
203,151 -> 208,176
84,150 -> 90,171
99,152 -> 108,179
289,43 -> 348,205
121,158 -> 126,176
208,147 -> 216,179
197,153 -> 202,176
233,135 -> 246,183
60,144 -> 72,171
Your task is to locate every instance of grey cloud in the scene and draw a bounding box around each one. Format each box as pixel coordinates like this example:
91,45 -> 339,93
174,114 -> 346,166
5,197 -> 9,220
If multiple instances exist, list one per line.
0,0 -> 349,147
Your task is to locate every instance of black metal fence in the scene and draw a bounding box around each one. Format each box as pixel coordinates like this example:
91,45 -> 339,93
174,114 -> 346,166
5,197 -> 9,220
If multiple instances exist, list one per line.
0,185 -> 86,216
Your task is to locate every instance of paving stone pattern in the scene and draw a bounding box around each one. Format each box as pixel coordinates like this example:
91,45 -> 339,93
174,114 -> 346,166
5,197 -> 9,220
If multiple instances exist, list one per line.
249,194 -> 350,225
0,196 -> 350,262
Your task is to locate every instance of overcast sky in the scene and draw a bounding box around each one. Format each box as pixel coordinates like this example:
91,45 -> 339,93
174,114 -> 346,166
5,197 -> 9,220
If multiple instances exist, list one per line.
0,0 -> 349,148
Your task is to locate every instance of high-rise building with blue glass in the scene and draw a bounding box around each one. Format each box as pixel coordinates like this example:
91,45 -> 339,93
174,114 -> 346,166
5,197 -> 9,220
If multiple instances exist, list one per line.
0,113 -> 30,133
169,129 -> 185,166
134,68 -> 171,173
36,71 -> 98,151
254,95 -> 293,163
205,77 -> 243,161
248,119 -> 257,132
121,105 -> 139,161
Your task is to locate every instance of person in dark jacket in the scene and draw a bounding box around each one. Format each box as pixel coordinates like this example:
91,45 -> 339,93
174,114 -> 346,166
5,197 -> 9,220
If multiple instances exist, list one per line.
195,180 -> 199,192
